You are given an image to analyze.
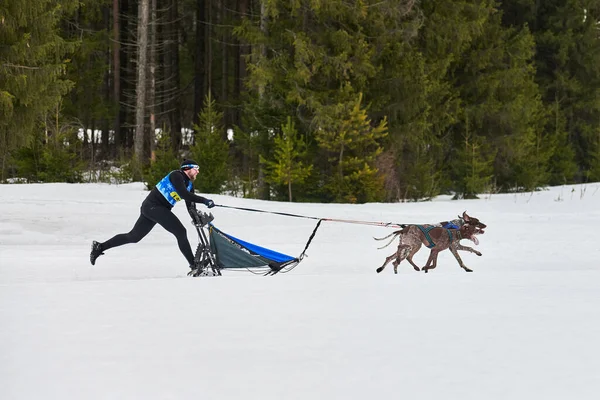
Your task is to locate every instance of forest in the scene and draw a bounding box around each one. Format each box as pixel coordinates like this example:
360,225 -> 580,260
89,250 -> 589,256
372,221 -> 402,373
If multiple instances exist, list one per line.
1,0 -> 599,202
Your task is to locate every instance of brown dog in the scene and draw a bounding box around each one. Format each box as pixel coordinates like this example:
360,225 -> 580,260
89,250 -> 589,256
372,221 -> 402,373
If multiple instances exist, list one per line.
376,215 -> 483,274
374,211 -> 486,249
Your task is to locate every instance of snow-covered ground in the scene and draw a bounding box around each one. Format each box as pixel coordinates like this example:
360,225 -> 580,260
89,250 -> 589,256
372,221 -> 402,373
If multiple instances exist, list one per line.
1,182 -> 599,399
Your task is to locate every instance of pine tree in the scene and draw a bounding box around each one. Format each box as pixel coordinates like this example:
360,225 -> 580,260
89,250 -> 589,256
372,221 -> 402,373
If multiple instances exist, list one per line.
588,123 -> 600,182
315,93 -> 387,203
450,113 -> 495,199
190,93 -> 230,194
260,117 -> 312,202
547,95 -> 578,184
449,5 -> 548,193
502,0 -> 599,183
235,0 -> 419,201
0,0 -> 79,180
541,1 -> 599,182
60,0 -> 114,160
144,133 -> 180,190
403,0 -> 498,200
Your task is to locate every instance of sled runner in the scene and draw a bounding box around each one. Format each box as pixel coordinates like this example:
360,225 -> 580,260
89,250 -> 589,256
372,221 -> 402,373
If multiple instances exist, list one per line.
188,207 -> 300,277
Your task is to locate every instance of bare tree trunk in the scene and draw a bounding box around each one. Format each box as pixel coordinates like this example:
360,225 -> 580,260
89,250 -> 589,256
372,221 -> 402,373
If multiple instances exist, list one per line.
193,0 -> 206,127
91,120 -> 96,166
206,0 -> 212,96
234,0 -> 248,129
0,130 -> 7,181
169,0 -> 182,150
220,0 -> 229,136
119,0 -> 131,154
258,0 -> 267,100
148,0 -> 157,161
102,5 -> 110,158
257,0 -> 269,199
236,0 -> 248,179
134,0 -> 149,164
112,0 -> 121,158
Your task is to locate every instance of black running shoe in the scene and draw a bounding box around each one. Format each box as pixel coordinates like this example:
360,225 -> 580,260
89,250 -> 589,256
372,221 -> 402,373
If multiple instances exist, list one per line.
90,241 -> 104,265
188,264 -> 199,277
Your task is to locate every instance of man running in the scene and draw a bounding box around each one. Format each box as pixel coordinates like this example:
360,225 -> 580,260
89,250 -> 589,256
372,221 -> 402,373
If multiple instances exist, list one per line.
90,159 -> 215,272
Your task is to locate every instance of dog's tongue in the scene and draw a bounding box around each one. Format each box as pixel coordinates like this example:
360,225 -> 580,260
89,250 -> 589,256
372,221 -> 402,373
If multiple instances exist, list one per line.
472,236 -> 479,245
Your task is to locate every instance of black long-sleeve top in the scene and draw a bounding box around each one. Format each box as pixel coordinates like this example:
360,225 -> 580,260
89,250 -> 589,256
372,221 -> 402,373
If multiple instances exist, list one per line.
144,170 -> 209,209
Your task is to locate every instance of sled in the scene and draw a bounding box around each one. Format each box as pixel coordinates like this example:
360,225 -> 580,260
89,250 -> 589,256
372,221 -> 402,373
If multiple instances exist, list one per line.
188,208 -> 300,277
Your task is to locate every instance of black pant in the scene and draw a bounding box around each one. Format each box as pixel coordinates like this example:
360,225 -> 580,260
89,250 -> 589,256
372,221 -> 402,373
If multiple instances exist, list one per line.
102,201 -> 194,265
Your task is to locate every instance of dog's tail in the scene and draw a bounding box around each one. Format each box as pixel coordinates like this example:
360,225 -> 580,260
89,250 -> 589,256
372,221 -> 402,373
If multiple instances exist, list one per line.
373,229 -> 402,241
374,231 -> 402,250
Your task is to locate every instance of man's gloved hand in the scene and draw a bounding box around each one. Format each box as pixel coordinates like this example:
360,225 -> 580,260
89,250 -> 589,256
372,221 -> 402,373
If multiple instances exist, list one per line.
188,206 -> 201,225
205,199 -> 215,208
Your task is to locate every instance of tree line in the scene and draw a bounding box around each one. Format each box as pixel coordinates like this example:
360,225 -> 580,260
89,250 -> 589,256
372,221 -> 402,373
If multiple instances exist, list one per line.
1,0 -> 599,202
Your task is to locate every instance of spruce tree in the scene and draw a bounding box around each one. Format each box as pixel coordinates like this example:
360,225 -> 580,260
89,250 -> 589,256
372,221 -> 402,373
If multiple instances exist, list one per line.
144,134 -> 180,190
315,93 -> 387,203
449,5 -> 548,193
502,0 -> 599,183
190,93 -> 230,194
588,125 -> 600,182
260,117 -> 312,202
450,113 -> 495,198
60,1 -> 113,159
235,0 -> 419,201
0,0 -> 79,180
407,0 -> 498,199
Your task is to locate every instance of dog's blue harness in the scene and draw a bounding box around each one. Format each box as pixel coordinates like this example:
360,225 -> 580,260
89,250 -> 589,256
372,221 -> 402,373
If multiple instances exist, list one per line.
416,225 -> 436,248
442,222 -> 460,229
417,225 -> 454,248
